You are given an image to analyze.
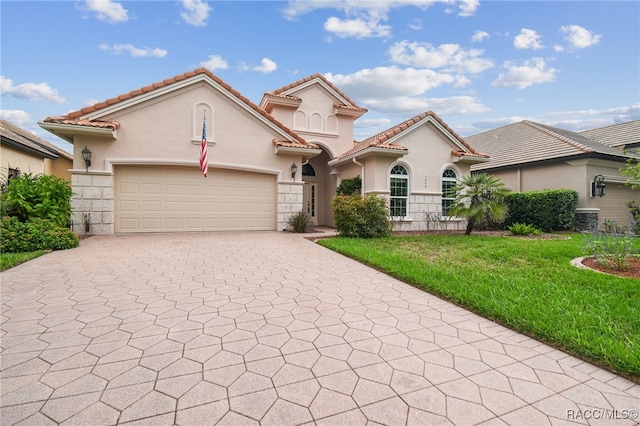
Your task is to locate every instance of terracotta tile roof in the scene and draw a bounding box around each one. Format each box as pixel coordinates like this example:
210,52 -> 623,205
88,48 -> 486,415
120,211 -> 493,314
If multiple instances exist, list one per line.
273,139 -> 319,149
1,119 -> 72,160
338,110 -> 486,159
266,73 -> 367,114
579,120 -> 640,149
468,120 -> 637,171
43,68 -> 312,147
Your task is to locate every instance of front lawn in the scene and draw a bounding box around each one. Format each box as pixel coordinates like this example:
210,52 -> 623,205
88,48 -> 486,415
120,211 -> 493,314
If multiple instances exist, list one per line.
318,234 -> 640,380
0,250 -> 49,271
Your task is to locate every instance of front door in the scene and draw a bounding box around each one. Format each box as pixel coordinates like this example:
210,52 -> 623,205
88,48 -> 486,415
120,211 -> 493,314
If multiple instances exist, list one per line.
303,182 -> 318,225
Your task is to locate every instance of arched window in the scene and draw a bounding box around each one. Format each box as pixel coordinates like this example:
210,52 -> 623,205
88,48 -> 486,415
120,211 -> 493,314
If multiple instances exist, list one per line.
442,169 -> 458,216
302,163 -> 316,177
390,165 -> 409,218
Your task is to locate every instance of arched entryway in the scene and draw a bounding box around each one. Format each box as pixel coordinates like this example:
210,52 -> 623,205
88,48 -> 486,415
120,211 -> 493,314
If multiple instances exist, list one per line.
302,148 -> 335,227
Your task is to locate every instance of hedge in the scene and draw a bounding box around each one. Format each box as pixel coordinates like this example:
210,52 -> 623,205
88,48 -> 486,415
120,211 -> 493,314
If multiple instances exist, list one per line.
332,194 -> 393,238
1,216 -> 79,253
504,189 -> 578,232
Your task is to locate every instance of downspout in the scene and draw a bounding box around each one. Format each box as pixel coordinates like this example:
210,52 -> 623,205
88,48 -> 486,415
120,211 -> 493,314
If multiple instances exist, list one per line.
353,158 -> 364,196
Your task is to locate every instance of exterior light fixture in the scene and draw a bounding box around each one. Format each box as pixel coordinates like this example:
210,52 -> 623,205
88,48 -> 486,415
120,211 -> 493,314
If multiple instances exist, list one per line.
81,146 -> 92,172
291,162 -> 298,180
591,175 -> 606,197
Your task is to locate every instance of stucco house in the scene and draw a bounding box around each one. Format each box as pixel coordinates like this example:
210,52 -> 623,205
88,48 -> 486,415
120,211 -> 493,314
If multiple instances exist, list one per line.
1,119 -> 73,184
467,120 -> 640,229
39,68 -> 488,235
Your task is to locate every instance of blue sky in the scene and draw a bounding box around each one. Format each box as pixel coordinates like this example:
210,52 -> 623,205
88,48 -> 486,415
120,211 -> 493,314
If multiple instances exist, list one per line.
1,0 -> 638,153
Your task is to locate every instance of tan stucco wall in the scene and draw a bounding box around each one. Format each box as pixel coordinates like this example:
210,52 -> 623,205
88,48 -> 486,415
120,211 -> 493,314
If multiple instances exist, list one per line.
1,145 -> 46,177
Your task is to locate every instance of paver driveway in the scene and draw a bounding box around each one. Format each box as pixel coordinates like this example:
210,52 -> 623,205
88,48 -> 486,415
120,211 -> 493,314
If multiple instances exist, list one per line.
1,231 -> 638,425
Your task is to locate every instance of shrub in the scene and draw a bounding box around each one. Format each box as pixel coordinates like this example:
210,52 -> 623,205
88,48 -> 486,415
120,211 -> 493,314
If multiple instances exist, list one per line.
505,189 -> 578,232
0,216 -> 79,253
508,222 -> 542,236
2,173 -> 73,227
332,194 -> 393,238
336,176 -> 362,196
288,210 -> 309,233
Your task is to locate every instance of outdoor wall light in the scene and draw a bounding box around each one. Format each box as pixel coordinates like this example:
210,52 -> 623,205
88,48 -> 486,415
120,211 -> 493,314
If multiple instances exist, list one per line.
591,174 -> 606,197
291,162 -> 298,180
81,146 -> 92,172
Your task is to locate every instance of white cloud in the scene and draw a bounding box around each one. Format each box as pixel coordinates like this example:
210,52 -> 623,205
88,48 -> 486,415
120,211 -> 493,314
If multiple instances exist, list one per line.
355,117 -> 392,129
491,58 -> 557,89
180,0 -> 211,27
455,0 -> 480,17
324,16 -> 391,39
99,43 -> 168,58
199,55 -> 229,71
0,76 -> 65,104
471,30 -> 489,43
409,19 -> 422,31
388,41 -> 493,74
0,109 -> 32,126
514,28 -> 543,50
325,66 -> 457,99
252,58 -> 278,74
83,0 -> 129,24
324,67 -> 488,116
560,25 -> 601,49
282,1 -> 479,39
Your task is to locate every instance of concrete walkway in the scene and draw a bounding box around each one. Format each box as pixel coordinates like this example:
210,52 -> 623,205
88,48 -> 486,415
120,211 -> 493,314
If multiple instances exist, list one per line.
1,231 -> 638,425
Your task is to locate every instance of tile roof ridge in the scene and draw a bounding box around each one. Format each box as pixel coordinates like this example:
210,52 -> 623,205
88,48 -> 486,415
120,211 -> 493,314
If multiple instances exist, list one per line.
523,120 -> 595,153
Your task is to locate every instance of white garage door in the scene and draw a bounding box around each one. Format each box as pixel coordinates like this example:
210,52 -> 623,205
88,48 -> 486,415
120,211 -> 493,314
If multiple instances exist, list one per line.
115,166 -> 276,233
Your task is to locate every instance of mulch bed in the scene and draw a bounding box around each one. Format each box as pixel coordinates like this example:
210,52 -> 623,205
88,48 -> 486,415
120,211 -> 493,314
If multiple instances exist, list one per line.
582,256 -> 640,279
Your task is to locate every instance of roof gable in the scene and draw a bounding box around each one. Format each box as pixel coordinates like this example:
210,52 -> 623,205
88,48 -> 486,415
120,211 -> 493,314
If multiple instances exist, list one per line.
260,73 -> 367,118
338,110 -> 487,160
41,68 -> 314,149
468,120 -> 636,171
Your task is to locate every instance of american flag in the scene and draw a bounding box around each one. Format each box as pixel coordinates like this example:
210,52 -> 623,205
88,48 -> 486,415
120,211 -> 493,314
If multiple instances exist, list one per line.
199,115 -> 208,177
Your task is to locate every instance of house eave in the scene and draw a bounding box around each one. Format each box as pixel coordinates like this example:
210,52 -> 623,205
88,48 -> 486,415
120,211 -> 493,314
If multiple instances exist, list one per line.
275,146 -> 323,160
329,147 -> 407,167
38,122 -> 117,144
453,155 -> 491,164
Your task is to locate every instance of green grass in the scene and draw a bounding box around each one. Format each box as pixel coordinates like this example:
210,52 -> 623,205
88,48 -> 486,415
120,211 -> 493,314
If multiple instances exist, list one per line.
318,234 -> 640,380
1,250 -> 49,271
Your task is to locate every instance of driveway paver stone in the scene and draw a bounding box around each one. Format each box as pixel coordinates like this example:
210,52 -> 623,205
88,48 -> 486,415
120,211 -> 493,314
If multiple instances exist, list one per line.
1,231 -> 638,425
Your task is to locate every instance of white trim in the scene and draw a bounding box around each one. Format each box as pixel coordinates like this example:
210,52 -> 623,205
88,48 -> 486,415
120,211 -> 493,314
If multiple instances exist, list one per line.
328,147 -> 406,166
103,158 -> 283,177
38,122 -> 116,143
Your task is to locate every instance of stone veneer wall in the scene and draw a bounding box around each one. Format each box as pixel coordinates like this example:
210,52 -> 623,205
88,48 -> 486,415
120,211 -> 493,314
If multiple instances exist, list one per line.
370,192 -> 466,232
277,182 -> 304,231
70,172 -> 114,235
574,208 -> 599,232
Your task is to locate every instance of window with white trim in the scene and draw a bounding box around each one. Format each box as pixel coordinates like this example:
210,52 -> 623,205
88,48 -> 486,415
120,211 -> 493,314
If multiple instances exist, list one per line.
390,165 -> 409,218
441,169 -> 457,216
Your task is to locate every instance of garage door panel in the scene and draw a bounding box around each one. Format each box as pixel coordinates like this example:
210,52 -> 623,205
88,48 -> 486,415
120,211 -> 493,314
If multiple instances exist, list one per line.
115,166 -> 276,233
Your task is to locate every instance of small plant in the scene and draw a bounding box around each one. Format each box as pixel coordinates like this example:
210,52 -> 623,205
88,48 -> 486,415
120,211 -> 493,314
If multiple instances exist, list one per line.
508,222 -> 542,236
288,210 -> 309,233
83,213 -> 92,235
582,223 -> 636,271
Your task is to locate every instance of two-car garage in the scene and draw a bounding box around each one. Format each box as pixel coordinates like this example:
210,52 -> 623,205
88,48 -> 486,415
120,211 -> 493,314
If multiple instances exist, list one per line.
114,166 -> 276,233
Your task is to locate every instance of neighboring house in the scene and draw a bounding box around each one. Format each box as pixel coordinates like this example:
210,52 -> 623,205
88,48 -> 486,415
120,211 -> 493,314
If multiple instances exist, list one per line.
467,120 -> 640,229
40,68 -> 488,234
0,119 -> 73,183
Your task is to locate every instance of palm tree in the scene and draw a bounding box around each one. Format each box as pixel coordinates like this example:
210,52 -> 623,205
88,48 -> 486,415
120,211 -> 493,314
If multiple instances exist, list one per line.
449,173 -> 510,235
